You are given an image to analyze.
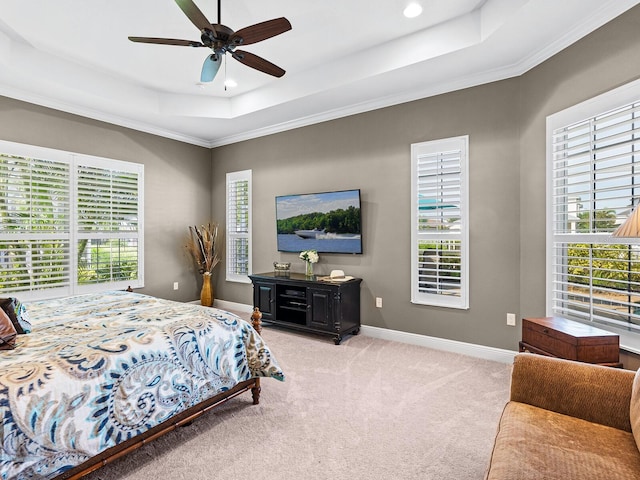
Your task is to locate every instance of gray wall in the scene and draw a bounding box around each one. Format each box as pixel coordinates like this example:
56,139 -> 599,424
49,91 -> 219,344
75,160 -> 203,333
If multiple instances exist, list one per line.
211,79 -> 522,350
212,5 -> 640,351
0,96 -> 212,302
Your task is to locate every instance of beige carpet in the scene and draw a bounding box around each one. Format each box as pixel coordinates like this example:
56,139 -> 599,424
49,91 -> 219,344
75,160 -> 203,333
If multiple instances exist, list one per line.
84,321 -> 511,480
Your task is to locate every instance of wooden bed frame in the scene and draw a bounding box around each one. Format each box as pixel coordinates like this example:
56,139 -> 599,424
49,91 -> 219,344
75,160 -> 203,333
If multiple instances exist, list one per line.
56,307 -> 264,480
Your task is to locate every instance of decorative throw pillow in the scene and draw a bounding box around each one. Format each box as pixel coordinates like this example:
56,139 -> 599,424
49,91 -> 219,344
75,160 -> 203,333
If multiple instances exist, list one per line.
0,308 -> 17,350
0,298 -> 32,334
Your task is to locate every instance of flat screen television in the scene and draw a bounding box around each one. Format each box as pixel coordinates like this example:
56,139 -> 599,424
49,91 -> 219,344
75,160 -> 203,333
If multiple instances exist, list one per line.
275,189 -> 362,254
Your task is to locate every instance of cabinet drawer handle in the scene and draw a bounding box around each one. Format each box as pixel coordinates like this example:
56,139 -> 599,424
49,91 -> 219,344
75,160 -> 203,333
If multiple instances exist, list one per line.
543,328 -> 549,334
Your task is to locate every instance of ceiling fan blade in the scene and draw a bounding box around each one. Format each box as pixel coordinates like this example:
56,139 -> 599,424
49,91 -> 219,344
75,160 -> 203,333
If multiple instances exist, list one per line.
128,37 -> 205,47
232,50 -> 285,78
230,17 -> 292,46
201,54 -> 222,82
175,0 -> 212,32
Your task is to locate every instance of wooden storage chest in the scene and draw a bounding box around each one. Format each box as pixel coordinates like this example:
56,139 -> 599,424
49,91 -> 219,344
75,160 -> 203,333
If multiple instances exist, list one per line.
519,316 -> 620,366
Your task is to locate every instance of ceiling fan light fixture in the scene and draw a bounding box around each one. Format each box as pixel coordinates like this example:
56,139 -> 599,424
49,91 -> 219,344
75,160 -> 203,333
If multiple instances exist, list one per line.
128,0 -> 291,84
403,3 -> 423,18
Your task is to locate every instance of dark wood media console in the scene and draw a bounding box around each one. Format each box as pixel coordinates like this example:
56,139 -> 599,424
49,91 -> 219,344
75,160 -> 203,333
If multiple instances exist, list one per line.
249,272 -> 362,345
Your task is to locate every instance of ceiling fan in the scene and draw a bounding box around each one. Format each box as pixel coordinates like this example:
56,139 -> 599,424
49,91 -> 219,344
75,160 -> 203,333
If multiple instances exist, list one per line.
128,0 -> 292,83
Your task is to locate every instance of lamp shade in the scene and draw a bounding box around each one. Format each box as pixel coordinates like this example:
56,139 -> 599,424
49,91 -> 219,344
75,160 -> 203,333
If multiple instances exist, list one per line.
612,206 -> 640,238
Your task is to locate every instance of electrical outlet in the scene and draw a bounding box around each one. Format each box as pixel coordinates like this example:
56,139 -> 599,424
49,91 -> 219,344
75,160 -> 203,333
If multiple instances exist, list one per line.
173,282 -> 179,290
507,313 -> 516,326
376,297 -> 383,308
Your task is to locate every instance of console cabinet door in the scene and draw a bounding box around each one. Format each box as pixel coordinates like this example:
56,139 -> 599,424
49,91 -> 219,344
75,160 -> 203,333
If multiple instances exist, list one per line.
307,287 -> 333,330
254,282 -> 275,321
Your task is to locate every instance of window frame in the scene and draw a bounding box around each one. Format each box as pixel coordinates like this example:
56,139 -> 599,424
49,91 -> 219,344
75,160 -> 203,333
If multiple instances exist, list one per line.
410,135 -> 469,309
0,139 -> 144,301
225,169 -> 252,284
546,78 -> 640,330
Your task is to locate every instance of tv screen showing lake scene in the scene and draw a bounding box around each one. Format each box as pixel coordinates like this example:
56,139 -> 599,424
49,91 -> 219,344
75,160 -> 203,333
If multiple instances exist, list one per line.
276,189 -> 362,254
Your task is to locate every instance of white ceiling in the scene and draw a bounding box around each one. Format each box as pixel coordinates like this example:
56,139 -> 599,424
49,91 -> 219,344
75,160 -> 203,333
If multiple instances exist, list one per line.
0,0 -> 638,147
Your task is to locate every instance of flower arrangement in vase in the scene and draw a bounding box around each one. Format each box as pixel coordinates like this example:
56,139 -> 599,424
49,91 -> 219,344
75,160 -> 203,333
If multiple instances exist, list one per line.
185,222 -> 221,306
299,249 -> 319,277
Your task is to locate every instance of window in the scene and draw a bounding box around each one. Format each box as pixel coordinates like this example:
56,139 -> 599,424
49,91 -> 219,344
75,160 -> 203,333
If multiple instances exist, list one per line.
226,170 -> 252,283
0,140 -> 144,300
411,136 -> 469,309
548,79 -> 640,331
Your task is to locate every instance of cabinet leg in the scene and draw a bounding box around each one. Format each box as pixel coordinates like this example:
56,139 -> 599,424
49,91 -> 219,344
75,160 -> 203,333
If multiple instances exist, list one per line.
333,335 -> 342,345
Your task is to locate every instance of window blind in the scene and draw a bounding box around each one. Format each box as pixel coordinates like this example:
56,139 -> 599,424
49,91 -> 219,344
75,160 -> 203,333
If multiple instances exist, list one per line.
77,166 -> 139,233
551,99 -> 640,330
0,140 -> 144,300
411,136 -> 469,309
0,154 -> 71,295
76,163 -> 141,287
226,170 -> 252,283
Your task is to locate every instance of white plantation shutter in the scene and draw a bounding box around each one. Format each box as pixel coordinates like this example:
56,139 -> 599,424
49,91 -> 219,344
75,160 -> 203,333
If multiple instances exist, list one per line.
0,152 -> 71,296
411,136 -> 469,309
226,170 -> 252,283
0,140 -> 144,300
549,86 -> 640,330
77,165 -> 139,232
76,158 -> 143,290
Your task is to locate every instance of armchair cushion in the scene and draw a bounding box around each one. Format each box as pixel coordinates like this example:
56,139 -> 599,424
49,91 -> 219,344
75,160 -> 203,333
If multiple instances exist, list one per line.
485,354 -> 640,480
486,401 -> 640,480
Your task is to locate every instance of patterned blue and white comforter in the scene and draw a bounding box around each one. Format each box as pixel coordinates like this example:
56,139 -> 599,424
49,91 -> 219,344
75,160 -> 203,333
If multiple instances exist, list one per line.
0,291 -> 284,480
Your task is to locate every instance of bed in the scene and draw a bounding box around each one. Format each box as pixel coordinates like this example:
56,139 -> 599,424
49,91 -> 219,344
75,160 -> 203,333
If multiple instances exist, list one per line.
0,291 -> 284,480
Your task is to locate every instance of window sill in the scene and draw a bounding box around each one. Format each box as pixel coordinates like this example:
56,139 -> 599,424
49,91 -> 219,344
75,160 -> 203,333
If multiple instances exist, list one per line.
588,322 -> 640,356
619,334 -> 640,356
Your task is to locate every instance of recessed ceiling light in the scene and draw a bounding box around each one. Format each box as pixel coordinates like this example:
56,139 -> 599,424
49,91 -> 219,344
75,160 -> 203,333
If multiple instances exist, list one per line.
224,79 -> 238,88
403,3 -> 423,18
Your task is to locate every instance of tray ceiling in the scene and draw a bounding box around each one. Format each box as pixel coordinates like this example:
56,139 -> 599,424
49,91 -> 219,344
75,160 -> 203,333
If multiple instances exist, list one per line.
0,0 -> 638,147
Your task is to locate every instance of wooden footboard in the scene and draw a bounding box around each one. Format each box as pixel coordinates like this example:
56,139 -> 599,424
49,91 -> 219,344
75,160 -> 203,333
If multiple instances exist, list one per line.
56,307 -> 266,480
57,379 -> 259,480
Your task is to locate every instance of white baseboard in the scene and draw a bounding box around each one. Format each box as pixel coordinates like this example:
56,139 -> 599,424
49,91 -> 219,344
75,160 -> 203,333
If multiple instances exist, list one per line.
222,301 -> 517,364
360,325 -> 517,364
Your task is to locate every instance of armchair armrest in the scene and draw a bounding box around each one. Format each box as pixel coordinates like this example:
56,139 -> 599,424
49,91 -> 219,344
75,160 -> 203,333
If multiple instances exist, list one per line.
510,353 -> 635,432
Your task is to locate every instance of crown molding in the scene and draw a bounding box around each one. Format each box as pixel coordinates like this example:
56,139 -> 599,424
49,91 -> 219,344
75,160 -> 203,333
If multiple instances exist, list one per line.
0,84 -> 212,148
208,63 -> 523,148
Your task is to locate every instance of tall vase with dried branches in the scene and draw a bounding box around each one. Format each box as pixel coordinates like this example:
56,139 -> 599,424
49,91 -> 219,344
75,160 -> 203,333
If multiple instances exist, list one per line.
186,223 -> 221,306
